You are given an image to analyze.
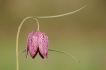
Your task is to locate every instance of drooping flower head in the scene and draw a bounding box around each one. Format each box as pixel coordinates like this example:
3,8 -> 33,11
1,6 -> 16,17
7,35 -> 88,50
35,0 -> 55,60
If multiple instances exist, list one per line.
26,31 -> 48,59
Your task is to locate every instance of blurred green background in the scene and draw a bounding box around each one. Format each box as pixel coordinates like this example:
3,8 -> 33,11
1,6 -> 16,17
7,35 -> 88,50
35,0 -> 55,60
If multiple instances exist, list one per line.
0,0 -> 106,70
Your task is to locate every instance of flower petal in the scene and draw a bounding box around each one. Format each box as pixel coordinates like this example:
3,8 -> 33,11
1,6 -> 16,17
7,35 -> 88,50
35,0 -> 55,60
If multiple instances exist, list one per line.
38,31 -> 48,58
26,31 -> 39,58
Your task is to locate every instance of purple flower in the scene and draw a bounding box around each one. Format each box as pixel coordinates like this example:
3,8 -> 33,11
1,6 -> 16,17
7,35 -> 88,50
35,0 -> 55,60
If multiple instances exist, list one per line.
26,31 -> 48,59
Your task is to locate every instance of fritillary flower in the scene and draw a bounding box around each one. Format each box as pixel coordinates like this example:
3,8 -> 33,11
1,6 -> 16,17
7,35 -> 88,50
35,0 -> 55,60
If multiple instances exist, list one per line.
26,31 -> 48,59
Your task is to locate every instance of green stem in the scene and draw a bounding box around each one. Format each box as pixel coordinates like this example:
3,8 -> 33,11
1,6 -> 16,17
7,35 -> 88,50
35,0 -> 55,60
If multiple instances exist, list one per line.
31,5 -> 87,18
48,49 -> 80,63
16,17 -> 39,70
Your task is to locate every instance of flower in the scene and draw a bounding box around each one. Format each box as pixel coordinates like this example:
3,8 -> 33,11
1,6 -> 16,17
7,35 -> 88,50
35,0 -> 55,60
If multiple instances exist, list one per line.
26,31 -> 48,59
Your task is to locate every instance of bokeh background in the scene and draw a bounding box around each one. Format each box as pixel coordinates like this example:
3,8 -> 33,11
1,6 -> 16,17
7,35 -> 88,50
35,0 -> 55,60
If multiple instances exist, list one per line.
0,0 -> 106,70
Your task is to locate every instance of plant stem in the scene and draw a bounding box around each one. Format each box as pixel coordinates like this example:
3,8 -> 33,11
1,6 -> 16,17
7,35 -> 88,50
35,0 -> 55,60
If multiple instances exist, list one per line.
16,17 -> 39,70
48,49 -> 80,63
30,5 -> 87,18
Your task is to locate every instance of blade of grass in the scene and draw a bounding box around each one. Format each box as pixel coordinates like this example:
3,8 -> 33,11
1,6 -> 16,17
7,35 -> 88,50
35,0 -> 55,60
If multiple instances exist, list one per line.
49,49 -> 80,63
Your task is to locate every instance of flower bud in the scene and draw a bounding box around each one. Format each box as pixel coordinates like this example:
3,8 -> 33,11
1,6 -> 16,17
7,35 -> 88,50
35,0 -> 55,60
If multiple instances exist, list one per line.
26,31 -> 48,59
